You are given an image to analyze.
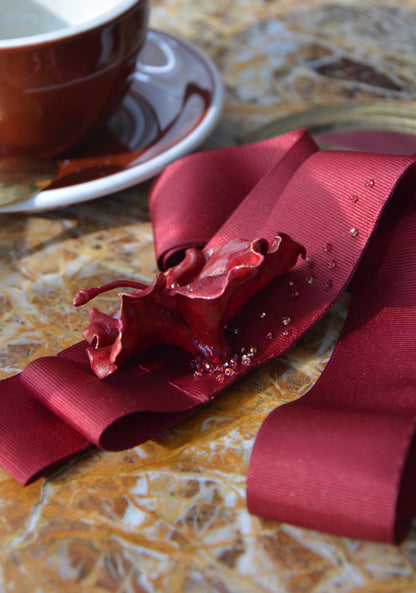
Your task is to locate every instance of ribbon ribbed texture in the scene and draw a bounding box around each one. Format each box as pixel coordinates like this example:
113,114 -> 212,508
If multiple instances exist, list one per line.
0,129 -> 414,542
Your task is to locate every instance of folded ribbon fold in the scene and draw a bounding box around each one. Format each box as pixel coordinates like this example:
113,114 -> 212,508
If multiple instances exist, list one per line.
21,354 -> 201,449
0,128 -> 415,543
247,403 -> 416,543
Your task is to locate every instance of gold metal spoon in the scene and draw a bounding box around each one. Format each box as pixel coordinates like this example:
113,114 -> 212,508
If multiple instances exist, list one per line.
0,155 -> 58,208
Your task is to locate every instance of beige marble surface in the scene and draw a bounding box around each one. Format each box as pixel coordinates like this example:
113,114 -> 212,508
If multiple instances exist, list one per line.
0,1 -> 416,591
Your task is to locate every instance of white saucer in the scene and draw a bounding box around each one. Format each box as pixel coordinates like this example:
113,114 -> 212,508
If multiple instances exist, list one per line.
1,29 -> 224,213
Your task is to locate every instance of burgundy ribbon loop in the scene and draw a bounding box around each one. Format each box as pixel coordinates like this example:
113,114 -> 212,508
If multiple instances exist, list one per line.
247,403 -> 416,542
150,129 -> 318,268
21,355 -> 200,449
0,129 -> 415,542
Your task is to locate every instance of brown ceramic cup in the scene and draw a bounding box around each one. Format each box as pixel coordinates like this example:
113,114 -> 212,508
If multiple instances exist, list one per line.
0,0 -> 149,157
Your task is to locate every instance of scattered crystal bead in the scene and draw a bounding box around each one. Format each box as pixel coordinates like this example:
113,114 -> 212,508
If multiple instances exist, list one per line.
323,243 -> 333,252
260,312 -> 267,319
282,329 -> 292,337
349,228 -> 359,238
281,316 -> 291,326
327,260 -> 336,269
305,257 -> 313,267
266,331 -> 274,341
365,179 -> 375,187
288,280 -> 295,287
349,194 -> 359,203
291,291 -> 300,298
324,279 -> 333,288
305,275 -> 314,284
192,347 -> 259,379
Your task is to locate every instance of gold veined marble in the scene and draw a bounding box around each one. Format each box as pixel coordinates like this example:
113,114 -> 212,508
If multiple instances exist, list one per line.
1,1 -> 416,591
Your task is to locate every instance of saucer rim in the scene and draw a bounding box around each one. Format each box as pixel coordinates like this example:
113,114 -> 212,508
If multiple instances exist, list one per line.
1,29 -> 224,214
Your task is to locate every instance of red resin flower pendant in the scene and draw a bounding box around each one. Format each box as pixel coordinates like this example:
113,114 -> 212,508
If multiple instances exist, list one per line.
73,234 -> 305,378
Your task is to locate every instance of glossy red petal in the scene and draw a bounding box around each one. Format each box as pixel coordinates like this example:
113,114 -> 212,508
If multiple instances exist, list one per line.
82,308 -> 119,348
171,234 -> 304,363
164,247 -> 207,288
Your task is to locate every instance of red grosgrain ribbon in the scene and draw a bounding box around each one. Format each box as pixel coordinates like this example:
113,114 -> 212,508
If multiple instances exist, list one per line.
0,129 -> 415,543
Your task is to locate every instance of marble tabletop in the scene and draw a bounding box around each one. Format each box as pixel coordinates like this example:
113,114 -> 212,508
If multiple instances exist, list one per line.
1,1 -> 416,591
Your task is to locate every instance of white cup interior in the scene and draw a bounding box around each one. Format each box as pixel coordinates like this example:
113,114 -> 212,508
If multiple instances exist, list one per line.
0,0 -> 142,45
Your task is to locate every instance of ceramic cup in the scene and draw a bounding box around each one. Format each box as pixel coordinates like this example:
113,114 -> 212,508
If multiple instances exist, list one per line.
0,0 -> 149,157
